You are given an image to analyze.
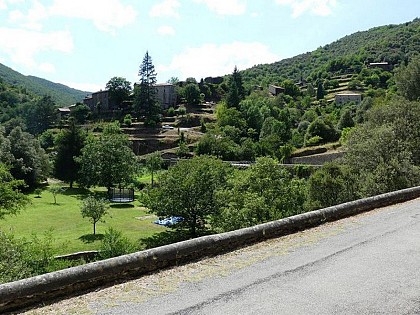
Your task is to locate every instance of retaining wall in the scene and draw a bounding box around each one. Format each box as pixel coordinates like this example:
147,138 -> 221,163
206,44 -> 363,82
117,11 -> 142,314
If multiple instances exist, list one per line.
290,151 -> 344,165
1,186 -> 420,313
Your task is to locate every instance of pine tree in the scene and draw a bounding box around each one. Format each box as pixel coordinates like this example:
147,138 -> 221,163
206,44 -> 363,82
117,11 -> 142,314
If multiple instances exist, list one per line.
316,81 -> 325,100
134,51 -> 160,123
226,66 -> 245,108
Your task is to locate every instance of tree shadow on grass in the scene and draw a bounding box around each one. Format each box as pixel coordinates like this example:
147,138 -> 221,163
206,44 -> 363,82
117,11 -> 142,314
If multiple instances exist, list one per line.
61,187 -> 91,198
79,234 -> 104,243
140,229 -> 192,249
110,203 -> 135,209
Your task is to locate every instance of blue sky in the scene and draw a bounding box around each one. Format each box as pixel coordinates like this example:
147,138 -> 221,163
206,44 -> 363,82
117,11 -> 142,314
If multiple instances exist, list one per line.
0,0 -> 418,92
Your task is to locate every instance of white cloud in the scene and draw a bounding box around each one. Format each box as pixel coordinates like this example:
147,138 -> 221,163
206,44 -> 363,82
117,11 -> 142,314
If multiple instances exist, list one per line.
8,0 -> 137,33
1,0 -> 24,10
150,0 -> 180,18
8,0 -> 48,31
49,0 -> 137,33
158,42 -> 279,80
157,25 -> 176,36
275,0 -> 337,17
38,62 -> 56,73
0,27 -> 73,72
193,0 -> 246,15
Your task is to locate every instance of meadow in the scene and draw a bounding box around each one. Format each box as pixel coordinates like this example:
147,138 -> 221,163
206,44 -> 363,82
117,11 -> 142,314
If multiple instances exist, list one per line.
0,185 -> 165,255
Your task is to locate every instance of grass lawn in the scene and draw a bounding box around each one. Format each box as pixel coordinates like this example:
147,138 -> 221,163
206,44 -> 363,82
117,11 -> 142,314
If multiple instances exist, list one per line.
0,186 -> 166,255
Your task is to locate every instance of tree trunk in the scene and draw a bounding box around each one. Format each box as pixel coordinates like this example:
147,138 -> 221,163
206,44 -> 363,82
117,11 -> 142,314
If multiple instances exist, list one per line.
191,213 -> 197,238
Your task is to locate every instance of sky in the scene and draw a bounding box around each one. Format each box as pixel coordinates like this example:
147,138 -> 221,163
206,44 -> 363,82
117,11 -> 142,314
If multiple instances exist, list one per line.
0,0 -> 419,93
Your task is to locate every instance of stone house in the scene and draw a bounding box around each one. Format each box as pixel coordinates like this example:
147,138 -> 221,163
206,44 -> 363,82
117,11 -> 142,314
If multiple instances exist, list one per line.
335,93 -> 362,106
83,90 -> 118,112
269,84 -> 285,96
154,83 -> 177,109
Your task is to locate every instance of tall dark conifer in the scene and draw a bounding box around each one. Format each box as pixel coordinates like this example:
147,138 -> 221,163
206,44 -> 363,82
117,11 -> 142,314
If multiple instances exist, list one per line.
226,66 -> 245,108
134,51 -> 160,123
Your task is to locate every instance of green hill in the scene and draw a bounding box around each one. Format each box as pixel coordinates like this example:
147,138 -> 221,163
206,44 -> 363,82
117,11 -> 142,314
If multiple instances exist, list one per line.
0,63 -> 89,106
241,18 -> 420,89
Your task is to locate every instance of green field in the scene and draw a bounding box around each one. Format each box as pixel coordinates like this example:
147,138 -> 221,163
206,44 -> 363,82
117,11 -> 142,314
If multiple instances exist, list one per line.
0,186 -> 166,255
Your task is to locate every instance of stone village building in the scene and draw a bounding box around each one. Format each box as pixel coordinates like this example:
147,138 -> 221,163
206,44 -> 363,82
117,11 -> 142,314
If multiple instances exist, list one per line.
335,92 -> 362,106
83,83 -> 177,112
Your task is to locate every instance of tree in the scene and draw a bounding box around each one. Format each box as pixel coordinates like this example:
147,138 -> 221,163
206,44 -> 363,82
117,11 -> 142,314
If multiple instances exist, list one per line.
106,77 -> 132,109
259,112 -> 292,156
226,66 -> 245,108
145,151 -> 163,187
363,97 -> 420,165
282,79 -> 301,98
70,103 -> 91,124
305,117 -> 339,144
54,118 -> 86,188
77,122 -> 137,189
395,56 -> 420,101
80,196 -> 109,235
213,157 -> 306,232
134,51 -> 160,122
25,95 -> 57,135
48,185 -> 64,205
0,126 -> 49,188
145,156 -> 231,237
344,125 -> 420,197
337,108 -> 355,130
306,162 -> 357,210
181,83 -> 201,105
316,81 -> 325,100
0,163 -> 29,220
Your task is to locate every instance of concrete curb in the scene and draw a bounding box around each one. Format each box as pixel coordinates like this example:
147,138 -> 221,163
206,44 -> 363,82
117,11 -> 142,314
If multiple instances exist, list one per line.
1,186 -> 420,313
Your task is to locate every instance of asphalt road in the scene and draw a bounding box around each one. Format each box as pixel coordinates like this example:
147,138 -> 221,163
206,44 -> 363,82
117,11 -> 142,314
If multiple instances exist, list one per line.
25,198 -> 420,315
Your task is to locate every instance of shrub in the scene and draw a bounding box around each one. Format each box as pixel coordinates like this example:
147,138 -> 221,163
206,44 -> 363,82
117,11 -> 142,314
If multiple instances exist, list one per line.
99,227 -> 136,259
123,114 -> 132,127
167,107 -> 175,117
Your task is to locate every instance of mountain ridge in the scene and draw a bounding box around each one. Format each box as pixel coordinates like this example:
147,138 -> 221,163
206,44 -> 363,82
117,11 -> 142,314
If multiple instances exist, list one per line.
0,63 -> 90,106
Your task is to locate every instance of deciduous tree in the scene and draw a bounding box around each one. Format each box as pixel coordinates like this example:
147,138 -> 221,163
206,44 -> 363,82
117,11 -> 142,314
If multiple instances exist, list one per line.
145,151 -> 163,187
0,126 -> 49,188
145,156 -> 231,237
106,77 -> 132,109
0,163 -> 29,220
80,196 -> 109,235
77,122 -> 137,189
395,56 -> 420,101
213,157 -> 306,232
25,95 -> 57,135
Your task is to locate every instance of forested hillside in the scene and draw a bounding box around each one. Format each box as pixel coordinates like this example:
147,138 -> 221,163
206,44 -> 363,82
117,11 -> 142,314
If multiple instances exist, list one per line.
241,18 -> 420,89
0,63 -> 89,106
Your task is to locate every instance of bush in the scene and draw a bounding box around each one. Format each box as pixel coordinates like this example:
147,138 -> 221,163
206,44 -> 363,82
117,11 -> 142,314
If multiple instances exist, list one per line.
167,107 -> 175,117
305,135 -> 322,147
123,114 -> 132,127
0,230 -> 75,283
100,227 -> 136,259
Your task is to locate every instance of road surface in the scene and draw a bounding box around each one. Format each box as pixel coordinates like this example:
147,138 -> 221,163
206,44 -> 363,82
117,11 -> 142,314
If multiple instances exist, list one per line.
24,198 -> 420,314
